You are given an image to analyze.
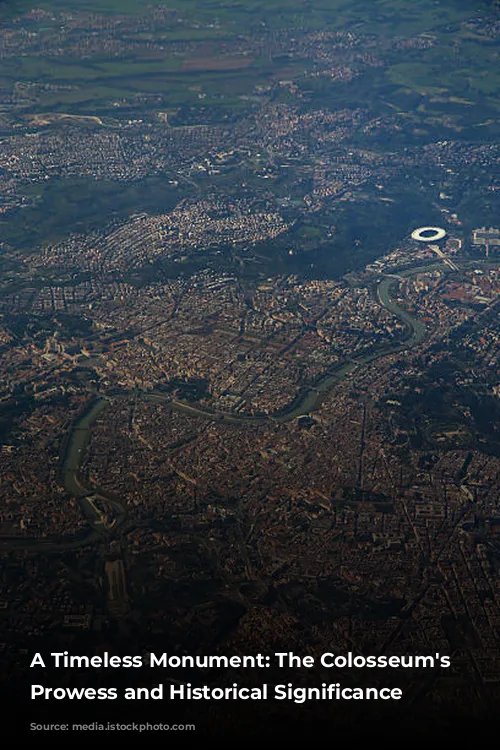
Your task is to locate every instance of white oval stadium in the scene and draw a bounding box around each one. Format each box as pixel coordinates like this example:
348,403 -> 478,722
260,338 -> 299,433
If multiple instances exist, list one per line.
411,226 -> 447,242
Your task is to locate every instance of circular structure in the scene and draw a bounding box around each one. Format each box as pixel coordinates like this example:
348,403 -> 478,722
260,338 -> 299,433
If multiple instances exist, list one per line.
411,226 -> 446,242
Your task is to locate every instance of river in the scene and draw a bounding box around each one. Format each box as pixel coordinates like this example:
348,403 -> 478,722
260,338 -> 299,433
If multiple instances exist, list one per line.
0,259 -> 471,551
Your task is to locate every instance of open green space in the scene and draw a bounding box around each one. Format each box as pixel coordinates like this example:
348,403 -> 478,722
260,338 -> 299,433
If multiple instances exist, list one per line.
0,176 -> 185,249
0,0 -> 497,119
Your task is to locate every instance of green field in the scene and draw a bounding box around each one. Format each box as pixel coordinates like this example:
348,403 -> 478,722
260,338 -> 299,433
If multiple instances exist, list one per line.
1,0 -> 499,262
0,0 -> 498,118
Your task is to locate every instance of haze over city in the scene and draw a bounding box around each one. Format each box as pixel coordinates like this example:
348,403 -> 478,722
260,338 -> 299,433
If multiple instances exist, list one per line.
1,0 -> 500,738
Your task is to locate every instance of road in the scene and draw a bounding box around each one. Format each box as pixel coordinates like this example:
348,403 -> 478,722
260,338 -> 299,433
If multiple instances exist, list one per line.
2,256 -> 494,552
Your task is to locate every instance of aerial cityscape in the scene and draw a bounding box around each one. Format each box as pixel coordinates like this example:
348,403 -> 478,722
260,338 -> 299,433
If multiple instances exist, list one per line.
2,0 -> 500,737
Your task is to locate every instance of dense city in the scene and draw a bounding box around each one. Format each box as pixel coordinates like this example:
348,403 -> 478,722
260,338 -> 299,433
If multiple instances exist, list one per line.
2,0 -> 500,737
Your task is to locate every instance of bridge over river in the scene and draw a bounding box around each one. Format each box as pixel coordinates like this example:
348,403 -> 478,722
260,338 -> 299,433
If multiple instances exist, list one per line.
0,259 -> 475,553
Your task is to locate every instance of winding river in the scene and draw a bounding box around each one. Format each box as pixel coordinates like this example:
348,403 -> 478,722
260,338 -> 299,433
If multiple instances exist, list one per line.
0,262 -> 451,551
